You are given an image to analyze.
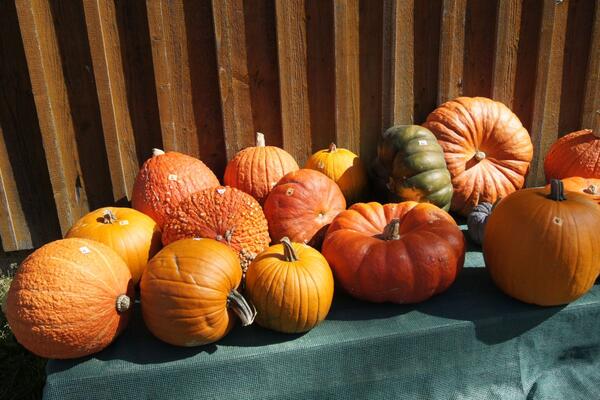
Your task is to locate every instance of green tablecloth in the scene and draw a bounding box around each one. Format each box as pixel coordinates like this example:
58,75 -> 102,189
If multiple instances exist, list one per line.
44,231 -> 600,400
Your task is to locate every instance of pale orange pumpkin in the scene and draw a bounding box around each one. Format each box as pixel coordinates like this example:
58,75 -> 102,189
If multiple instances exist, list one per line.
544,129 -> 600,181
544,177 -> 600,205
5,238 -> 133,359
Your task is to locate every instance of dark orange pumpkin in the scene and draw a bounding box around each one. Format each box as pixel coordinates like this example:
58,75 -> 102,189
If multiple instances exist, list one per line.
544,129 -> 600,181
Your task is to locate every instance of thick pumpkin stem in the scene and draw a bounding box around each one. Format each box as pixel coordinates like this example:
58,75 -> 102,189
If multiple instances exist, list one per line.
281,237 -> 299,261
548,179 -> 566,201
382,219 -> 401,240
474,151 -> 486,161
102,209 -> 117,224
256,132 -> 266,147
328,142 -> 337,152
228,289 -> 256,326
116,294 -> 131,313
152,148 -> 165,156
584,185 -> 598,195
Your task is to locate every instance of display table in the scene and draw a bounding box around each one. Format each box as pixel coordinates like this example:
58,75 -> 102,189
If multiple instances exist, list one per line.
44,232 -> 600,400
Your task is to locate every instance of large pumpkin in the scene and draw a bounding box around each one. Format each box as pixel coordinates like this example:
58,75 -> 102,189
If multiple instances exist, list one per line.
66,207 -> 161,284
263,169 -> 346,247
140,239 -> 255,346
245,238 -> 334,333
483,180 -> 600,306
132,148 -> 220,227
423,97 -> 533,216
544,129 -> 600,181
224,132 -> 299,204
322,202 -> 465,303
370,125 -> 453,211
544,176 -> 600,205
5,238 -> 133,359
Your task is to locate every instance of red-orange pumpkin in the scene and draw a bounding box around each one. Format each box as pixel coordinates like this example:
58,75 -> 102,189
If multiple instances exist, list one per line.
544,176 -> 600,205
322,202 -> 465,303
544,129 -> 600,181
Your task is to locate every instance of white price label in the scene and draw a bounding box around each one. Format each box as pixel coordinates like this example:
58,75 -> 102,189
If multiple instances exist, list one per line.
418,140 -> 428,146
168,174 -> 178,181
79,246 -> 91,254
216,188 -> 226,195
119,220 -> 129,226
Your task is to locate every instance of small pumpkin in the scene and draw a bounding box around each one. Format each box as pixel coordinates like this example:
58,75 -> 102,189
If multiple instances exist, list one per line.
545,129 -> 600,180
132,148 -> 220,227
65,207 -> 162,284
544,177 -> 600,205
224,132 -> 299,204
5,238 -> 133,359
305,142 -> 368,203
466,202 -> 494,246
140,239 -> 255,346
322,202 -> 465,303
483,180 -> 600,306
263,169 -> 346,247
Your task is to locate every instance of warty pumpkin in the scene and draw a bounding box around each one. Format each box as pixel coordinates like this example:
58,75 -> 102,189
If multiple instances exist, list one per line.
140,239 -> 255,346
66,207 -> 161,284
423,97 -> 533,216
245,237 -> 334,333
5,238 -> 133,359
483,180 -> 600,306
544,129 -> 600,181
322,202 -> 465,303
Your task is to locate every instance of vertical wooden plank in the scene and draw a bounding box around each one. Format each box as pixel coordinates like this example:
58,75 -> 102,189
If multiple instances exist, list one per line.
526,0 -> 569,187
492,0 -> 522,106
582,1 -> 600,133
275,0 -> 312,164
438,0 -> 466,104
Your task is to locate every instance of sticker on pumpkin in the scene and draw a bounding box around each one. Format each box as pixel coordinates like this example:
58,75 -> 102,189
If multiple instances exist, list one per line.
79,246 -> 91,254
168,174 -> 178,181
118,220 -> 129,226
418,140 -> 428,146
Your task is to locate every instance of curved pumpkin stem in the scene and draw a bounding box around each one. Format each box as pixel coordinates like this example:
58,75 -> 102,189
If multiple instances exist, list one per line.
152,148 -> 165,156
102,209 -> 118,224
256,132 -> 266,147
281,237 -> 299,261
228,289 -> 256,326
548,179 -> 566,201
382,219 -> 401,240
584,184 -> 598,195
116,294 -> 131,313
328,142 -> 337,152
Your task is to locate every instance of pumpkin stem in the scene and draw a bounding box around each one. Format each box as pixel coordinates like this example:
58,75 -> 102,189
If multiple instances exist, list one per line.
382,219 -> 401,240
228,289 -> 256,326
328,142 -> 337,152
280,237 -> 299,261
102,209 -> 118,224
548,179 -> 567,201
116,294 -> 131,313
584,184 -> 598,195
256,132 -> 266,147
152,148 -> 165,156
474,150 -> 486,161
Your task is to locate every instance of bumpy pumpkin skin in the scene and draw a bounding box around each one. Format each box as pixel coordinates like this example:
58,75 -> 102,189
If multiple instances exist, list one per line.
66,207 -> 162,284
6,238 -> 133,359
263,169 -> 346,247
544,129 -> 600,181
424,97 -> 533,216
245,239 -> 334,333
544,177 -> 600,205
132,149 -> 220,227
322,202 -> 465,304
483,181 -> 600,306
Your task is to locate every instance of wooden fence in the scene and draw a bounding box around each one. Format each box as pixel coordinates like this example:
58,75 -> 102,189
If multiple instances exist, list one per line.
0,0 -> 598,252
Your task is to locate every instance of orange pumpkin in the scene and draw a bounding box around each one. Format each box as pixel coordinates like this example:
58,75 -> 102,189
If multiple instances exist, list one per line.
140,239 -> 255,346
66,207 -> 162,284
5,238 -> 133,359
245,238 -> 334,333
224,132 -> 299,204
544,177 -> 600,205
322,202 -> 465,303
132,148 -> 220,227
423,97 -> 533,216
263,169 -> 346,247
544,129 -> 600,181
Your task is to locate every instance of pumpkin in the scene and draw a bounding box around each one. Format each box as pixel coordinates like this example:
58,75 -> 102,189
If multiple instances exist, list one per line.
140,238 -> 255,346
65,207 -> 162,284
224,132 -> 299,204
544,129 -> 600,181
466,202 -> 494,246
263,169 -> 346,247
161,186 -> 270,270
322,201 -> 465,303
132,148 -> 220,227
370,125 -> 453,211
305,142 -> 368,203
5,238 -> 133,359
245,237 -> 334,333
543,177 -> 600,205
483,180 -> 600,306
423,97 -> 533,216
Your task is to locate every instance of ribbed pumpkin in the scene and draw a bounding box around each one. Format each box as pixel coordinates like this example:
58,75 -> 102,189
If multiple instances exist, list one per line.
245,238 -> 334,333
65,207 -> 161,284
370,125 -> 453,211
162,186 -> 270,269
5,238 -> 133,359
543,177 -> 600,204
423,97 -> 533,216
224,132 -> 299,204
484,180 -> 600,306
322,202 -> 465,303
305,143 -> 368,203
263,169 -> 346,247
140,239 -> 255,346
132,148 -> 220,227
544,129 -> 600,181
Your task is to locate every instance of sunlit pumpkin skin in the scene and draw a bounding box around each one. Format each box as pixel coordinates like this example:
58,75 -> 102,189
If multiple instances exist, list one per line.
132,149 -> 220,227
5,238 -> 133,359
263,169 -> 346,247
65,207 -> 162,284
322,202 -> 465,303
544,129 -> 600,181
224,132 -> 299,204
423,97 -> 533,216
543,177 -> 600,204
483,180 -> 600,306
245,238 -> 334,333
305,143 -> 368,204
140,239 -> 255,346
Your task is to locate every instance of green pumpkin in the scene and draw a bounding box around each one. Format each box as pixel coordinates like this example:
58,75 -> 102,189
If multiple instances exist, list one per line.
371,125 -> 453,211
